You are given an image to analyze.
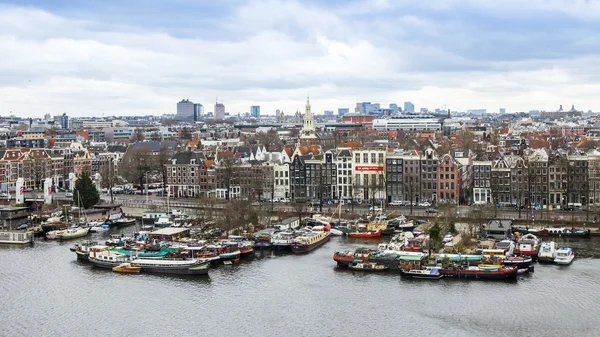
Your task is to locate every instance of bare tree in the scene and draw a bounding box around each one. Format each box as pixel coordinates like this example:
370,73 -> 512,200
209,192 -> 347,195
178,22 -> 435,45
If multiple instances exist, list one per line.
150,131 -> 162,142
292,201 -> 307,224
131,128 -> 145,142
219,156 -> 239,201
459,128 -> 476,151
156,145 -> 171,196
256,129 -> 283,152
405,172 -> 419,215
121,147 -> 154,185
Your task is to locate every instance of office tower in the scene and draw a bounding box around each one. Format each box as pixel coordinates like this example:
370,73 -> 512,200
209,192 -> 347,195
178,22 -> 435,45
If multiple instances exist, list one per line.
60,113 -> 69,129
193,103 -> 204,121
389,104 -> 398,113
215,102 -> 225,120
403,101 -> 414,113
499,108 -> 506,114
338,108 -> 349,116
324,110 -> 334,117
251,105 -> 260,118
176,99 -> 195,122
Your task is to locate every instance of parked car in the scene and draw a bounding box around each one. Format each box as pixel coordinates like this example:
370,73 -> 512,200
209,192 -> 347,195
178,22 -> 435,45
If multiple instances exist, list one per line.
65,192 -> 73,198
418,201 -> 431,207
16,224 -> 28,230
389,200 -> 403,206
369,206 -> 380,212
0,192 -> 8,198
426,207 -> 438,214
309,200 -> 321,207
280,198 -> 290,203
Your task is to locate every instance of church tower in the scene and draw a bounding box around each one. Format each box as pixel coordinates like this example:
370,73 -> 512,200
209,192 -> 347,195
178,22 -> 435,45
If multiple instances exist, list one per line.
301,96 -> 316,139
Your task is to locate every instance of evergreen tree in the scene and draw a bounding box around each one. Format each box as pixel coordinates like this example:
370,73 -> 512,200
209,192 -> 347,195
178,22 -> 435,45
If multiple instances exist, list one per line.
73,170 -> 100,209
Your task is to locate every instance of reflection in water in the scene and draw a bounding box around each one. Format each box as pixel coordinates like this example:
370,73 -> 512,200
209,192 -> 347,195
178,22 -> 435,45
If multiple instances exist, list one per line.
1,230 -> 600,337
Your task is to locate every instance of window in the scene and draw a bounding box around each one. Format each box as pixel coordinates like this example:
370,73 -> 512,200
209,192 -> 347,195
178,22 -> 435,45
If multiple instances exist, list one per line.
363,153 -> 368,163
355,153 -> 360,163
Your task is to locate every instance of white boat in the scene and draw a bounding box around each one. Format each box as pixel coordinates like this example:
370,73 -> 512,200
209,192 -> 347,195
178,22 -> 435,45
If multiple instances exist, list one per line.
271,231 -> 297,248
538,241 -> 557,263
443,232 -> 453,243
554,248 -> 575,265
0,230 -> 34,244
400,267 -> 443,279
46,229 -> 64,240
495,239 -> 516,256
329,228 -> 344,236
154,217 -> 174,228
90,224 -> 110,233
142,212 -> 170,224
59,227 -> 90,240
88,250 -> 131,268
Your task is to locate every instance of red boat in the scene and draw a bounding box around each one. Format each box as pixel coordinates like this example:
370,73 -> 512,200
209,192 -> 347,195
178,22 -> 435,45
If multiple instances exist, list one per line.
348,230 -> 381,238
333,248 -> 373,265
239,243 -> 254,255
404,239 -> 424,252
439,266 -> 518,280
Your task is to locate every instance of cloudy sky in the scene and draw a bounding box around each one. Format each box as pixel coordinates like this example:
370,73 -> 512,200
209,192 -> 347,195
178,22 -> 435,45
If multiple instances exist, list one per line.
1,0 -> 599,117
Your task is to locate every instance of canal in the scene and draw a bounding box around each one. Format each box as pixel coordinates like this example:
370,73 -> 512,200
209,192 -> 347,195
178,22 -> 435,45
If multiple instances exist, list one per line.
1,229 -> 600,337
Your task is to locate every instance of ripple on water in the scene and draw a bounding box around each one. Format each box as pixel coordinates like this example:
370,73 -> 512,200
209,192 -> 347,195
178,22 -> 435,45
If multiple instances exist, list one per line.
2,236 -> 600,337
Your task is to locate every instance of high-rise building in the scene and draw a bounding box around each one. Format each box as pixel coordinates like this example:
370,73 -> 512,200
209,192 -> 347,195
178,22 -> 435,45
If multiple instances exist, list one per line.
176,99 -> 195,122
403,101 -> 414,113
250,106 -> 260,118
60,113 -> 69,129
215,102 -> 225,120
338,108 -> 349,116
499,108 -> 506,114
324,110 -> 334,117
194,103 -> 204,121
389,104 -> 398,113
275,109 -> 281,121
420,108 -> 428,113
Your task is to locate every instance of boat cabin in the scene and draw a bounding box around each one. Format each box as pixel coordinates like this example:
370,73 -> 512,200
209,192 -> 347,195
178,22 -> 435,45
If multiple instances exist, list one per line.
0,207 -> 30,230
485,220 -> 512,240
398,255 -> 427,271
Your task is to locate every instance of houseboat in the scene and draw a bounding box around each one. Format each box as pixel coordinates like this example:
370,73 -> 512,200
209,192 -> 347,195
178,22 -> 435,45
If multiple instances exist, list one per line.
439,265 -> 518,280
539,227 -> 591,238
130,258 -> 210,275
333,247 -> 375,266
142,212 -> 170,224
290,226 -> 331,254
400,267 -> 443,280
271,231 -> 297,249
349,261 -> 388,272
0,230 -> 34,244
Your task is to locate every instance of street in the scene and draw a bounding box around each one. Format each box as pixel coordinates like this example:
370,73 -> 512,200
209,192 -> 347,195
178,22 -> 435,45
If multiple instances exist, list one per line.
46,192 -> 600,223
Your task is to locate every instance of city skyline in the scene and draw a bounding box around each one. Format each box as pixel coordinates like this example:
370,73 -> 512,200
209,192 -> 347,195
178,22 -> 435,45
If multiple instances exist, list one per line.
1,1 -> 600,117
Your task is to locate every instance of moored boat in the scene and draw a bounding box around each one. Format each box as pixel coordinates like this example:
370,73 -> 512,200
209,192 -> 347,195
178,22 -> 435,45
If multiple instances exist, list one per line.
439,265 -> 518,280
290,226 -> 331,254
400,267 -> 443,280
89,224 -> 110,233
271,231 -> 297,249
130,258 -> 210,275
112,263 -> 141,273
538,241 -> 557,263
502,256 -> 533,269
349,261 -> 388,272
348,230 -> 381,239
59,227 -> 90,241
554,248 -> 575,265
115,218 -> 137,227
514,233 -> 540,260
333,247 -> 374,266
0,230 -> 34,244
538,227 -> 591,238
89,251 -> 131,268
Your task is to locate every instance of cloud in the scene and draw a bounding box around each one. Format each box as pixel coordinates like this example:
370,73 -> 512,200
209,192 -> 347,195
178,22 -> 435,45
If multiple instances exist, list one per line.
1,0 -> 600,117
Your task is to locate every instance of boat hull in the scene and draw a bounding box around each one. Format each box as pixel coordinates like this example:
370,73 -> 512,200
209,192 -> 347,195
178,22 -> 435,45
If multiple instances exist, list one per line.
399,270 -> 443,279
290,234 -> 330,254
502,258 -> 532,269
348,232 -> 381,239
89,258 -> 127,269
440,267 -> 518,280
537,256 -> 556,264
135,262 -> 210,275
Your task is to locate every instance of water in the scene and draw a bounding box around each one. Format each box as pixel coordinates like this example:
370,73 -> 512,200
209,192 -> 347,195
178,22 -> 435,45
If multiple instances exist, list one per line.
2,229 -> 600,337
